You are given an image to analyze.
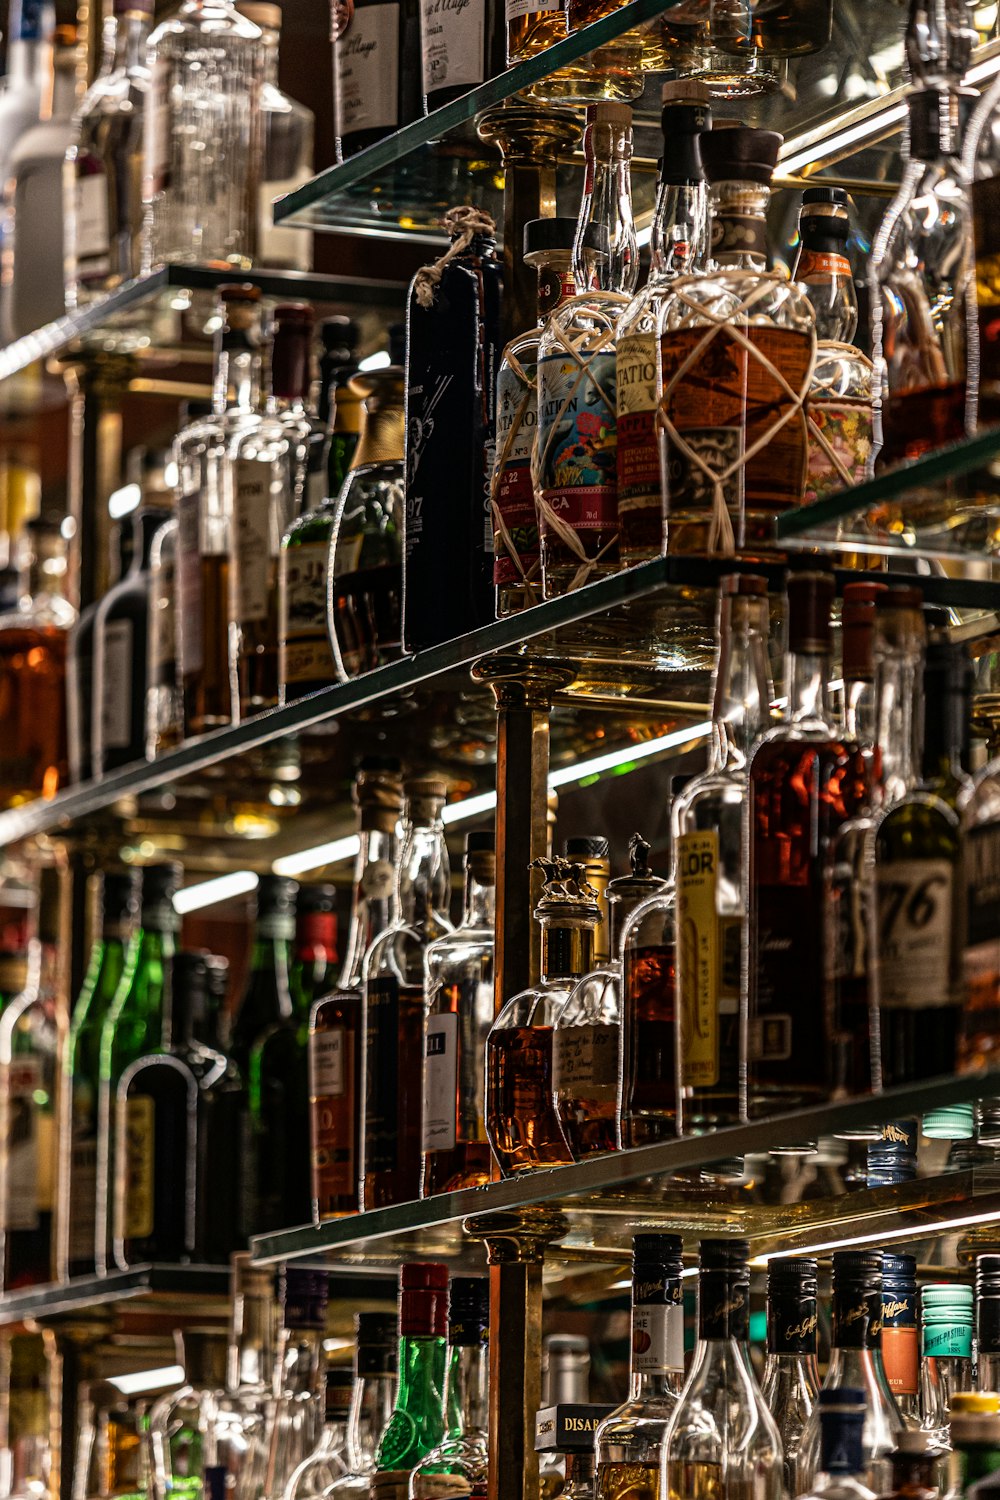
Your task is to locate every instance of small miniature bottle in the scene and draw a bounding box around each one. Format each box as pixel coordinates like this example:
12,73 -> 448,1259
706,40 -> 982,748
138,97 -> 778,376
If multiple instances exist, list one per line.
760,1258 -> 821,1491
410,1276 -> 490,1499
920,1284 -> 973,1447
880,1253 -> 921,1428
795,1389 -> 877,1500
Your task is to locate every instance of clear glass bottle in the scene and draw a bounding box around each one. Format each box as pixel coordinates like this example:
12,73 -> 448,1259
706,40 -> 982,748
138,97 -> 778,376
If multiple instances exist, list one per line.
141,0 -> 264,272
410,1276 -> 490,1499
760,1257 -> 820,1491
615,82 -> 709,566
485,856 -> 594,1176
657,0 -> 781,96
881,1253 -> 921,1429
977,1257 -> 1000,1392
265,1270 -> 330,1499
873,586 -> 927,810
795,1389 -> 877,1500
372,1262 -> 448,1489
328,1312 -> 399,1499
660,126 -> 816,556
284,1366 -> 353,1500
421,832 -> 495,1198
618,877 -> 676,1150
594,1234 -> 685,1500
572,105 -> 638,298
64,0 -> 153,308
362,777 -> 451,1211
663,1238 -> 782,1500
796,1251 -> 903,1495
148,1327 -> 229,1500
920,1284 -> 974,1446
326,367 -> 405,681
0,3 -> 53,211
145,515 -> 182,758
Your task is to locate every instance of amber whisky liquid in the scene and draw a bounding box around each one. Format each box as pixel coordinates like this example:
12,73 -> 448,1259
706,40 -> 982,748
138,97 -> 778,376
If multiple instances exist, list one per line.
182,553 -> 233,734
0,625 -> 68,804
597,1462 -> 659,1500
877,380 -> 966,469
620,944 -> 678,1147
236,562 -> 280,718
310,985 -> 362,1218
330,562 -> 402,678
506,4 -> 566,63
486,1025 -> 573,1175
363,980 -> 424,1210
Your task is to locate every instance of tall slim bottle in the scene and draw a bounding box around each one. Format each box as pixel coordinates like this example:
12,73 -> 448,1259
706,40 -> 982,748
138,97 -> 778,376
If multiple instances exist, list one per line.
760,1258 -> 821,1491
880,1254 -> 921,1429
372,1262 -> 448,1495
327,1312 -> 399,1498
264,1269 -> 329,1497
977,1257 -> 1000,1392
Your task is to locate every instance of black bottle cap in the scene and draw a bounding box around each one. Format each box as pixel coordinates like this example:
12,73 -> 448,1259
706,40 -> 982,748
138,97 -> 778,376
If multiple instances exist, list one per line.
834,1250 -> 882,1282
700,126 -> 782,186
356,1310 -> 398,1375
466,831 -> 496,854
141,863 -> 183,906
321,314 -> 360,354
535,1404 -> 616,1455
324,1364 -> 355,1419
659,87 -> 711,185
767,1258 -> 818,1354
449,1276 -> 490,1344
881,1251 -> 917,1284
700,1237 -> 749,1270
279,1268 -> 329,1329
101,870 -> 141,922
564,836 -> 610,859
633,1235 -> 684,1305
296,883 -> 337,915
978,1254 -> 1000,1291
633,1233 -> 684,1269
768,1257 -> 818,1293
787,569 -> 835,654
256,874 -> 299,916
802,185 -> 848,207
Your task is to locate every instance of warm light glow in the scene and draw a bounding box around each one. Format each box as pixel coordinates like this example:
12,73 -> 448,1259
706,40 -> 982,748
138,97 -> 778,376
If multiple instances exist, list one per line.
751,1206 -> 1000,1266
108,1365 -> 185,1396
777,102 -> 909,178
357,350 -> 391,372
108,482 -> 142,520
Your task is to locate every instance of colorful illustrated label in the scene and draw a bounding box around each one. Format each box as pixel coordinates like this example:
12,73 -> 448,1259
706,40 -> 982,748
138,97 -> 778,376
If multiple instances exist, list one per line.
537,349 -> 618,533
493,357 -> 539,588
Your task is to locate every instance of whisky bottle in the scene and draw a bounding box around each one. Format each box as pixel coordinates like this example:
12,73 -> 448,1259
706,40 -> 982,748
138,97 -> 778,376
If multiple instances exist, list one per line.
175,285 -> 263,734
551,956 -> 619,1160
310,760 -> 402,1221
796,1252 -> 902,1495
485,858 -> 594,1175
660,127 -> 816,556
327,1312 -> 399,1498
674,573 -> 772,1134
873,585 -> 927,809
657,0 -> 780,95
760,1258 -> 820,1491
145,516 -> 182,758
594,1234 -> 685,1500
618,845 -> 677,1150
977,1256 -> 1000,1392
795,1390 -> 877,1500
880,1253 -> 921,1428
410,1276 -> 490,1499
333,0 -> 421,161
664,1239 -> 781,1500
615,82 -> 710,565
505,0 -> 566,68
372,1262 -> 448,1493
792,188 -> 874,503
418,0 -> 505,111
572,106 -> 639,297
747,567 -> 872,1117
284,1366 -> 354,1500
362,777 -> 451,1211
264,1269 -> 330,1498
421,832 -> 495,1198
920,1284 -> 973,1446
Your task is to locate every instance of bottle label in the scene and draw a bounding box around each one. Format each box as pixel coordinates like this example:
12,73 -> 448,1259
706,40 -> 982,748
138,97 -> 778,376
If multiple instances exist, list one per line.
676,830 -> 721,1088
551,1022 -> 619,1097
506,0 -> 560,17
805,395 -> 873,505
420,0 -> 485,96
832,1292 -> 882,1349
768,1303 -> 818,1356
177,488 -> 204,675
335,2 -> 400,140
150,543 -> 177,684
616,331 -> 661,516
923,1324 -> 972,1359
536,349 -> 618,533
699,1272 -> 749,1342
310,1028 -> 346,1098
122,1094 -> 154,1240
365,976 -> 401,1173
796,248 -> 852,283
234,459 -> 272,625
3,1059 -> 40,1230
493,358 -> 539,589
876,858 -> 953,1009
632,1289 -> 684,1375
101,618 -> 134,751
881,1323 -> 919,1396
311,1016 -> 358,1200
146,58 -> 173,196
423,1012 -> 459,1152
74,172 -> 111,275
963,822 -> 1000,1061
281,540 -> 334,685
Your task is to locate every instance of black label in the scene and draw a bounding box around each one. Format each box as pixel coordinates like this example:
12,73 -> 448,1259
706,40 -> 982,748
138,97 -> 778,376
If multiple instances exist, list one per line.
979,1297 -> 1000,1354
768,1294 -> 819,1354
832,1290 -> 882,1349
633,1272 -> 684,1307
712,213 -> 768,260
699,1272 -> 749,1342
365,976 -> 401,1173
880,1291 -> 916,1329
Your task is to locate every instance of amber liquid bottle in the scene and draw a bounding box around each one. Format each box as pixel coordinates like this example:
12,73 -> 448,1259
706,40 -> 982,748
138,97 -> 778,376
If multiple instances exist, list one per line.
309,760 -> 401,1221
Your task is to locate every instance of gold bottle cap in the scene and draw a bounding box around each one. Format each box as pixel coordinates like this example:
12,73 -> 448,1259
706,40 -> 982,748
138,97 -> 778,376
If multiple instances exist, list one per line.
953,1393 -> 1000,1414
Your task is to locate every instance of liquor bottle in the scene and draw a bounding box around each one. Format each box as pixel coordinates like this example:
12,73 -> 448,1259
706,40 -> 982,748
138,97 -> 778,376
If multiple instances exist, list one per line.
564,836 -> 611,967
0,517 -> 75,807
959,725 -> 1000,1075
795,1390 -> 877,1500
321,319 -> 362,497
279,414 -> 346,704
752,0 -> 833,56
873,586 -> 926,810
176,286 -> 263,735
419,0 -> 504,111
747,568 -> 873,1118
657,0 -> 780,94
58,868 -> 139,1281
372,1262 -> 448,1491
537,1404 -> 613,1500
795,1252 -> 903,1495
674,573 -> 772,1134
663,1239 -> 781,1500
505,0 -> 565,66
310,760 -> 402,1221
949,1396 -> 1000,1491
840,582 -> 884,761
291,885 -> 338,1018
594,1234 -> 685,1500
362,777 -> 451,1210
264,1269 -> 329,1498
977,1257 -> 1000,1392
145,515 -> 182,759
868,1121 -> 919,1188
544,1334 -> 591,1404
660,127 -> 816,556
233,2 -> 314,272
229,874 -> 311,1236
0,866 -> 63,1290
920,1284 -> 973,1446
618,842 -> 676,1150
92,507 -> 172,774
96,861 -> 181,1273
883,1432 -> 945,1500
5,1335 -> 52,1500
147,1328 -> 228,1500
572,105 -> 638,298
760,1258 -> 821,1491
0,5 -> 53,238
874,638 -> 973,1087
326,1313 -> 399,1499
68,525 -> 129,787
115,951 -> 244,1268
792,187 -> 874,503
326,367 -> 405,681
141,0 -> 264,272
230,303 -> 315,718
485,857 -> 594,1176
403,212 -> 502,654
410,1276 -> 490,1499
63,0 -> 153,309
615,82 -> 710,565
332,0 -> 421,161
870,0 -> 975,463
880,1253 -> 921,1428
285,1365 -> 353,1499
421,831 -> 495,1198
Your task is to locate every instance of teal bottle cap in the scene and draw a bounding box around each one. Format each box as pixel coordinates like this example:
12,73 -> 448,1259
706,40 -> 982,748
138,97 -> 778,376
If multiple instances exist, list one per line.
923,1103 -> 975,1139
922,1283 -> 974,1322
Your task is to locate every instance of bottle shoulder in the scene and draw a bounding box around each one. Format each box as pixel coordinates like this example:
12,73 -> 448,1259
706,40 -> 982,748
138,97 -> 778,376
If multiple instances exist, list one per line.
660,270 -> 814,334
557,966 -> 620,1027
491,980 -> 570,1030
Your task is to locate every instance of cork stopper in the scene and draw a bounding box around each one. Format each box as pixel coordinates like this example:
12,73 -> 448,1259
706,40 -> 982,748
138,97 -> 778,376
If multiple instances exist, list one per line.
355,758 -> 403,834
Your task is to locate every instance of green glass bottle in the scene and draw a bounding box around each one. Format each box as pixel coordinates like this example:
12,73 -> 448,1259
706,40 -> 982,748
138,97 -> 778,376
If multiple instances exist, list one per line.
58,869 -> 140,1280
96,862 -> 181,1274
410,1276 -> 490,1499
373,1262 -> 449,1495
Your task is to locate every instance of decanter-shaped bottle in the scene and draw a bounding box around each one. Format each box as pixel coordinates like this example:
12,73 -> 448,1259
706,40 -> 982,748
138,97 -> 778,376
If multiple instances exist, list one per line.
265,1270 -> 331,1499
284,1367 -> 353,1499
328,1312 -> 399,1498
920,1284 -> 973,1445
760,1257 -> 821,1491
880,1253 -> 921,1428
618,870 -> 676,1149
795,1389 -> 877,1500
410,1276 -> 490,1499
373,1263 -> 448,1490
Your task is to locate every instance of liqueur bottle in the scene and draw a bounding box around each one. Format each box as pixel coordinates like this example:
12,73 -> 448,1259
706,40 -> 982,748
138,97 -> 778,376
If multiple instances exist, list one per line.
410,1276 -> 490,1499
332,0 -> 421,161
419,0 -> 505,111
284,1365 -> 353,1499
874,638 -> 972,1087
362,778 -> 451,1211
674,573 -> 772,1134
880,1253 -> 921,1428
326,367 -> 406,681
617,841 -> 676,1150
145,516 -> 182,758
663,1239 -> 782,1500
660,127 -> 815,556
59,868 -> 139,1280
795,1390 -> 877,1500
64,0 -> 153,307
920,1284 -> 974,1446
792,188 -> 874,502
372,1262 -> 448,1492
327,1312 -> 399,1498
404,213 -> 503,653
291,885 -> 338,1020
421,832 -> 495,1197
615,82 -> 710,565
572,105 -> 639,298
230,304 -> 315,718
175,286 -> 263,735
594,1234 -> 685,1500
264,1270 -> 329,1498
747,568 -> 873,1118
760,1258 -> 821,1491
310,761 -> 401,1221
141,0 -> 264,272
977,1256 -> 1000,1392
795,1252 -> 902,1495
485,857 -> 594,1176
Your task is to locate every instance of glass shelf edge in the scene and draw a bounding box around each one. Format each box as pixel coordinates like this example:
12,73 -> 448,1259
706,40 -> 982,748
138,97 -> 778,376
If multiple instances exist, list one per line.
0,1264 -> 232,1326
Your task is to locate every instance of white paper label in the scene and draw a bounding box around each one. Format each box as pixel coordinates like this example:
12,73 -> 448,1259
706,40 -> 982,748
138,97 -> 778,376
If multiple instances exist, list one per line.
420,0 -> 485,96
506,0 -> 560,18
336,3 -> 400,138
310,1029 -> 346,1098
75,172 -> 110,269
146,58 -> 172,195
552,1022 -> 619,1098
283,540 -> 329,640
4,1059 -> 40,1230
234,459 -> 272,623
877,858 -> 953,1009
632,1300 -> 684,1376
423,1012 -> 458,1152
101,618 -> 133,751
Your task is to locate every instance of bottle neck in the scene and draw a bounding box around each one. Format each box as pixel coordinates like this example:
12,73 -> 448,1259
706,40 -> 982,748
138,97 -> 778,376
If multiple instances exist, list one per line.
698,1269 -> 750,1345
271,330 -> 313,410
24,541 -> 68,606
7,0 -> 53,88
534,253 -> 580,326
792,225 -> 859,345
112,9 -> 152,71
539,917 -> 597,984
874,627 -> 924,803
350,397 -> 405,471
650,181 -> 707,283
214,322 -> 262,418
396,818 -> 450,931
228,1286 -> 274,1391
710,179 -> 771,271
786,646 -> 833,727
348,1369 -> 397,1476
444,1340 -> 489,1442
574,119 -> 637,295
630,1276 -> 685,1401
831,1285 -> 883,1351
710,594 -> 772,770
341,823 -> 398,989
258,25 -> 280,85
392,1332 -> 446,1417
272,1325 -> 325,1400
843,675 -> 877,752
818,1416 -> 866,1479
920,1350 -> 972,1431
463,866 -> 496,929
921,681 -> 968,786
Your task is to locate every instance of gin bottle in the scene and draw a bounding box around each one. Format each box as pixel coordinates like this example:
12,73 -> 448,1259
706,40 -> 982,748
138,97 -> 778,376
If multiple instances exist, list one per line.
760,1257 -> 821,1491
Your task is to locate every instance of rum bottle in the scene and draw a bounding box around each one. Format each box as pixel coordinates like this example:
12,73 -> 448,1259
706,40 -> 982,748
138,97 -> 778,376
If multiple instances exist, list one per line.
760,1258 -> 821,1491
410,1276 -> 490,1500
421,831 -> 495,1198
372,1262 -> 448,1489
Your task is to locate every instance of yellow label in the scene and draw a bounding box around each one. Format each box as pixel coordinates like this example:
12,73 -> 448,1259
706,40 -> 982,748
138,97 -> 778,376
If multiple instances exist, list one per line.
677,830 -> 720,1087
123,1095 -> 154,1240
